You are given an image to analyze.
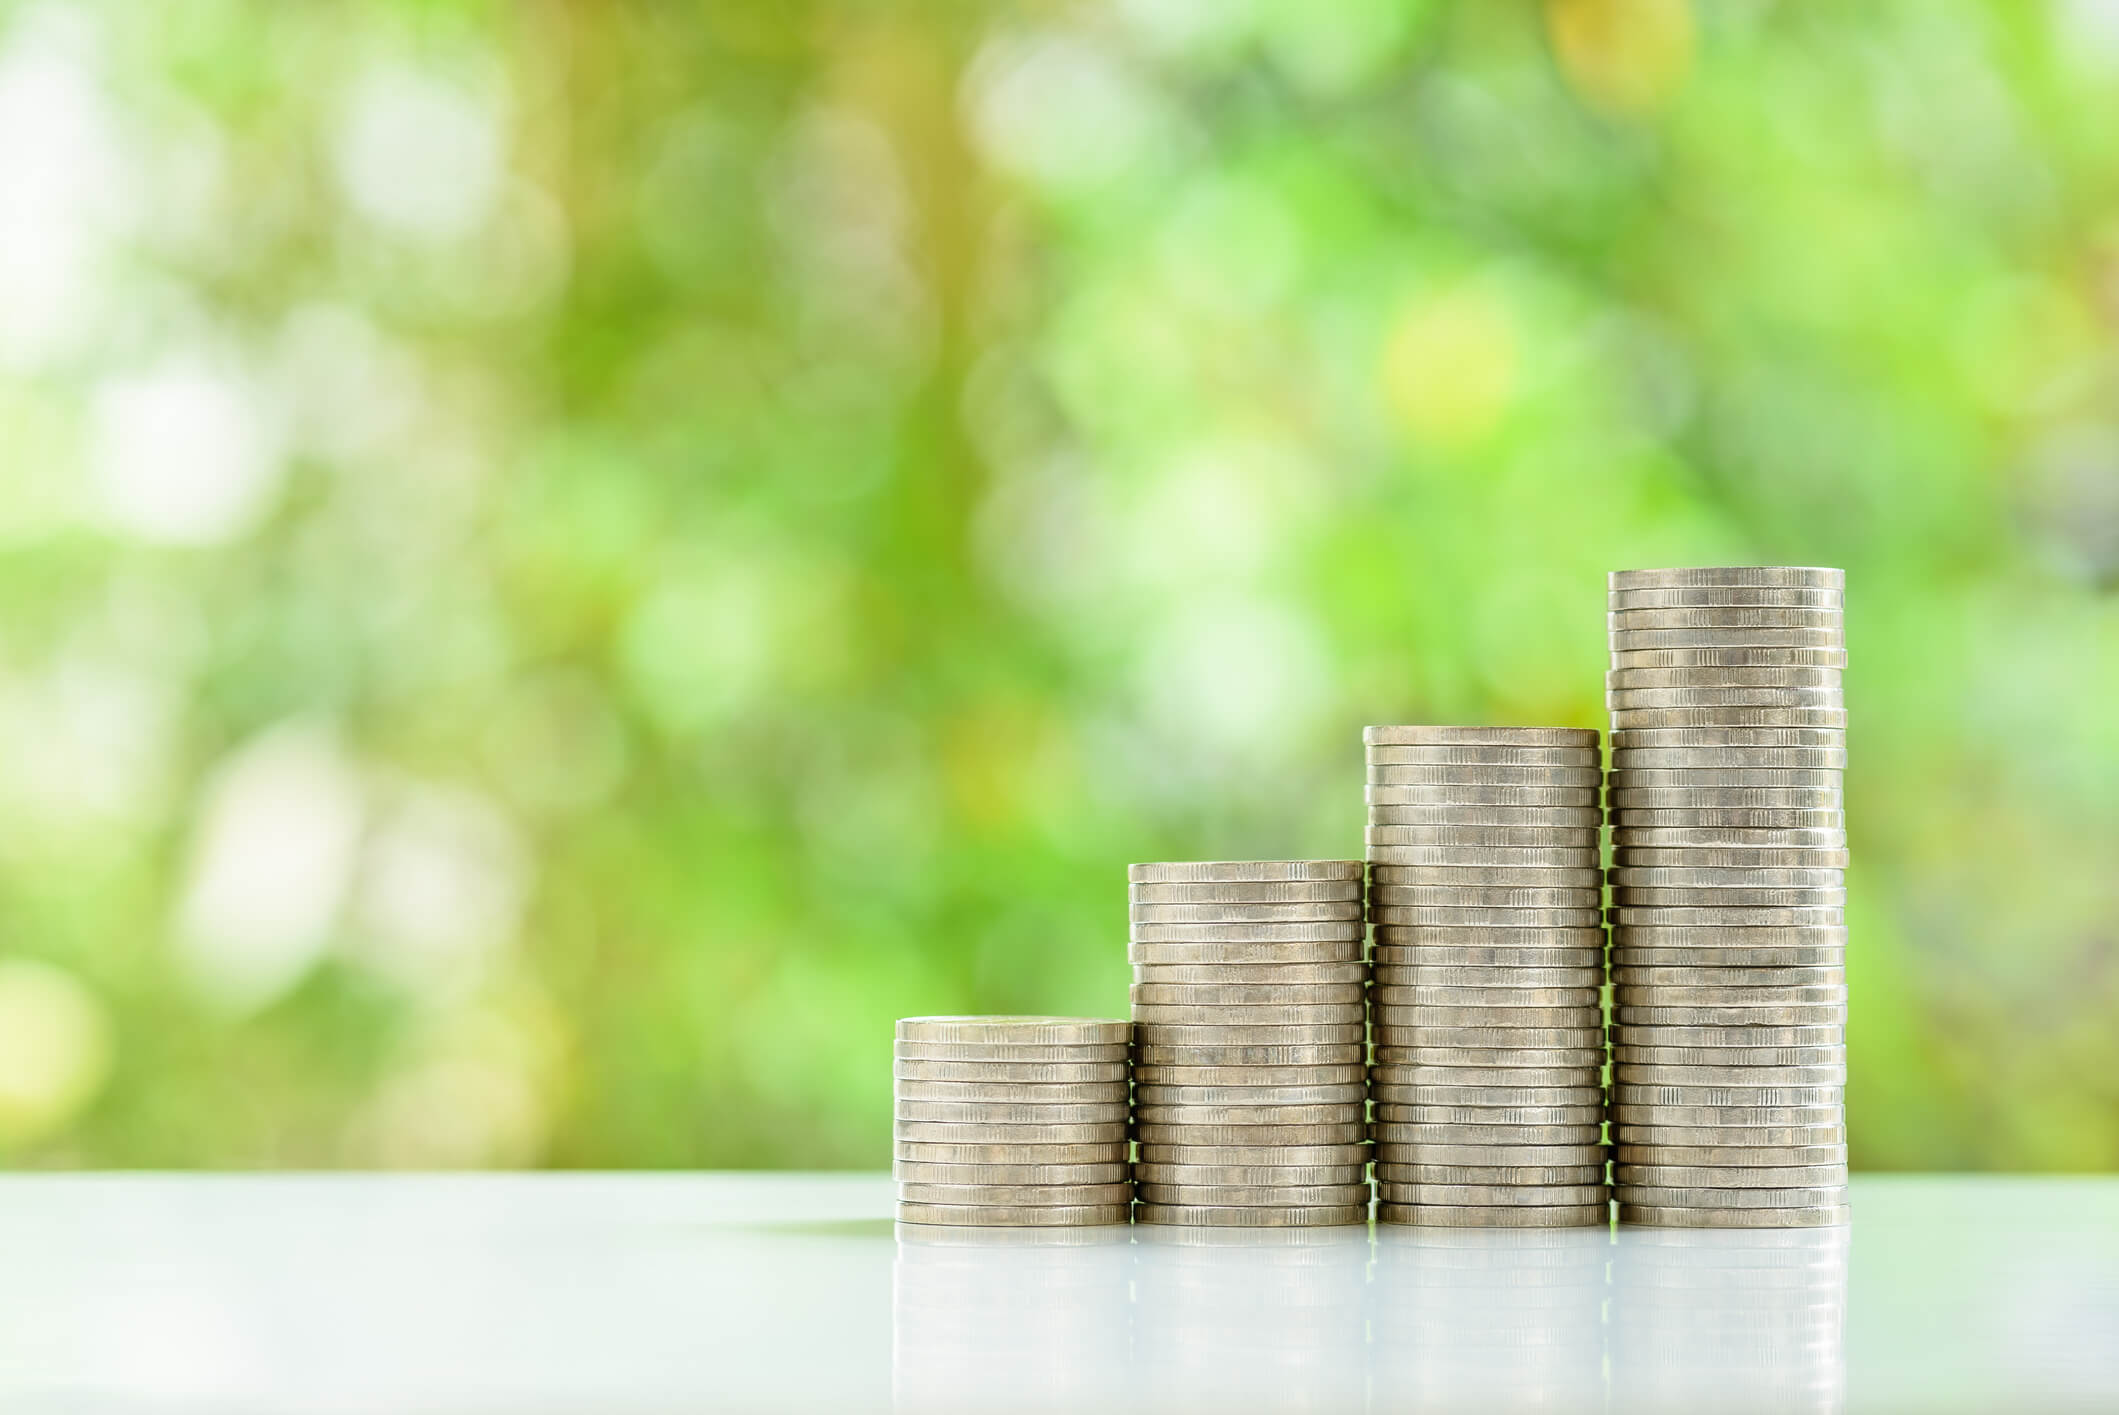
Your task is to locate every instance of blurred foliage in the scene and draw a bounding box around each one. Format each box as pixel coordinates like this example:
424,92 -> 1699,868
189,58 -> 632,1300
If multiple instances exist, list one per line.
0,0 -> 2114,1171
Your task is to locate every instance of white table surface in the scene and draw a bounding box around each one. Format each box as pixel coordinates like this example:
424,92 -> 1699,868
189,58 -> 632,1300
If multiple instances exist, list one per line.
1,1174 -> 2114,1413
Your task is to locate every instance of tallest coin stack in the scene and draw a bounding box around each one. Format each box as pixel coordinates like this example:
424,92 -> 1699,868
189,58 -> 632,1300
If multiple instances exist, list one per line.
1604,567 -> 1851,1228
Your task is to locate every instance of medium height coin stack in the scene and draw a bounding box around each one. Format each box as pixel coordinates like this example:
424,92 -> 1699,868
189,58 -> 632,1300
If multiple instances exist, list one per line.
1129,860 -> 1372,1228
1605,567 -> 1850,1227
893,1016 -> 1133,1226
1365,726 -> 1611,1227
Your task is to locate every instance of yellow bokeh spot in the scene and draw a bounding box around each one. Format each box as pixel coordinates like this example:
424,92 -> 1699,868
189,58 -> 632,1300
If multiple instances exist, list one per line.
0,959 -> 115,1148
1545,0 -> 1696,116
1379,281 -> 1521,450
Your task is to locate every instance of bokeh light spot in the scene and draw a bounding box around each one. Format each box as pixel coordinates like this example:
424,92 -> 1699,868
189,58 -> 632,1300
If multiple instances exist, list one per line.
0,958 -> 114,1147
1545,0 -> 1695,116
1380,279 -> 1521,450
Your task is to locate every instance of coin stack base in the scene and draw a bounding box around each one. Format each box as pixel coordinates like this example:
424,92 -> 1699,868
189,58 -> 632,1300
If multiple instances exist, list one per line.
1606,567 -> 1851,1229
895,1016 -> 1133,1226
1365,727 -> 1611,1227
1130,861 -> 1372,1227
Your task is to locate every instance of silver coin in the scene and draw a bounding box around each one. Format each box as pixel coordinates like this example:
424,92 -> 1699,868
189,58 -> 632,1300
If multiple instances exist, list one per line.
1368,808 -> 1604,830
1370,1084 -> 1603,1107
1131,982 -> 1365,1007
1613,1062 -> 1843,1086
1389,1003 -> 1602,1026
1372,907 -> 1605,929
1616,1203 -> 1849,1229
1133,1042 -> 1364,1066
1609,605 -> 1842,629
1128,943 -> 1367,965
897,1016 -> 1130,1046
1136,1162 -> 1368,1187
1374,1065 -> 1600,1088
1614,1164 -> 1845,1188
1609,629 -> 1845,652
1130,1004 -> 1367,1026
1609,567 -> 1844,590
1608,788 -> 1843,812
1614,1124 -> 1845,1147
894,1140 -> 1127,1165
1616,1005 -> 1842,1027
1363,744 -> 1601,766
1130,900 -> 1367,924
1608,864 -> 1844,887
1610,647 -> 1848,671
1133,1082 -> 1367,1106
1133,1064 -> 1367,1087
1132,962 -> 1369,985
1613,891 -> 1849,913
1146,1143 -> 1370,1166
1610,724 -> 1846,747
1371,865 -> 1603,888
1373,1046 -> 1606,1069
1612,1144 -> 1845,1167
1610,747 -> 1849,773
1135,1023 -> 1368,1045
892,1060 -> 1130,1084
1129,861 -> 1365,884
1613,924 -> 1849,946
1369,846 -> 1599,869
1134,1103 -> 1365,1127
1373,931 -> 1605,955
1608,809 -> 1844,832
1129,920 -> 1368,943
1368,826 -> 1601,848
1374,1104 -> 1602,1127
1137,1203 -> 1369,1227
1363,763 -> 1605,786
1381,1026 -> 1606,1049
1616,984 -> 1847,1006
1608,691 -> 1845,717
1613,949 -> 1850,970
1364,726 -> 1600,748
1373,1122 -> 1605,1146
893,1043 -> 1131,1064
1608,583 -> 1842,608
1134,1121 -> 1369,1147
896,1181 -> 1135,1206
1366,781 -> 1603,807
1373,1142 -> 1606,1166
1378,1202 -> 1607,1228
893,1079 -> 1129,1102
1610,707 -> 1848,731
1619,1184 -> 1848,1209
1136,1182 -> 1371,1206
1616,851 -> 1852,875
1376,966 -> 1602,989
1608,1104 -> 1842,1126
1609,907 -> 1845,927
1378,1182 -> 1608,1207
1370,885 -> 1602,909
1612,1023 -> 1842,1047
1613,1083 -> 1841,1109
1378,1164 -> 1605,1186
1612,1046 -> 1843,1068
1608,770 -> 1844,794
893,1119 -> 1130,1143
1613,827 -> 1848,849
1129,880 -> 1366,904
895,1100 -> 1130,1124
1373,983 -> 1600,1007
895,1201 -> 1130,1228
893,1161 -> 1130,1186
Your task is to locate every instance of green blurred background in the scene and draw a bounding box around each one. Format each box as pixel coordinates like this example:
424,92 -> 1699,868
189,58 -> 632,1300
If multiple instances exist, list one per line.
0,0 -> 2114,1172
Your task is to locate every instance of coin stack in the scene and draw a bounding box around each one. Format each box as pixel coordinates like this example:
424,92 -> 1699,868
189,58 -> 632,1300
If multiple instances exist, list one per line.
1364,725 -> 1610,1228
893,1016 -> 1133,1226
1129,861 -> 1372,1228
1605,567 -> 1850,1228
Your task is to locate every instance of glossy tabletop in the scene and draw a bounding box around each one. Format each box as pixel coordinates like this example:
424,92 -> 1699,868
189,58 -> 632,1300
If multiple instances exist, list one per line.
1,1174 -> 2114,1413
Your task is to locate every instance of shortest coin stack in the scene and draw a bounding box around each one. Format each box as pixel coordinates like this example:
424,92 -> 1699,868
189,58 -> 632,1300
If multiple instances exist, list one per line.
894,1016 -> 1134,1226
1129,860 -> 1373,1228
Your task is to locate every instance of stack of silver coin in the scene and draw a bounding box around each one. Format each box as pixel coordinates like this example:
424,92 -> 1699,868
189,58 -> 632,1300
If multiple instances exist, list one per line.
893,1016 -> 1133,1226
1365,725 -> 1610,1227
1605,567 -> 1850,1229
1129,860 -> 1372,1228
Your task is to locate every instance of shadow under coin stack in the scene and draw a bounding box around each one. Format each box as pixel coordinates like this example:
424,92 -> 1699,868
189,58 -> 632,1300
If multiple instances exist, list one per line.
893,1016 -> 1134,1227
1365,726 -> 1611,1228
1129,861 -> 1372,1228
1605,567 -> 1851,1228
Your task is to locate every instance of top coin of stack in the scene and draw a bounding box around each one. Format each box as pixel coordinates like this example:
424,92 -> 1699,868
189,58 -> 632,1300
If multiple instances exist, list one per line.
1129,861 -> 1372,1228
894,1016 -> 1134,1226
1364,726 -> 1611,1228
1604,567 -> 1850,1229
